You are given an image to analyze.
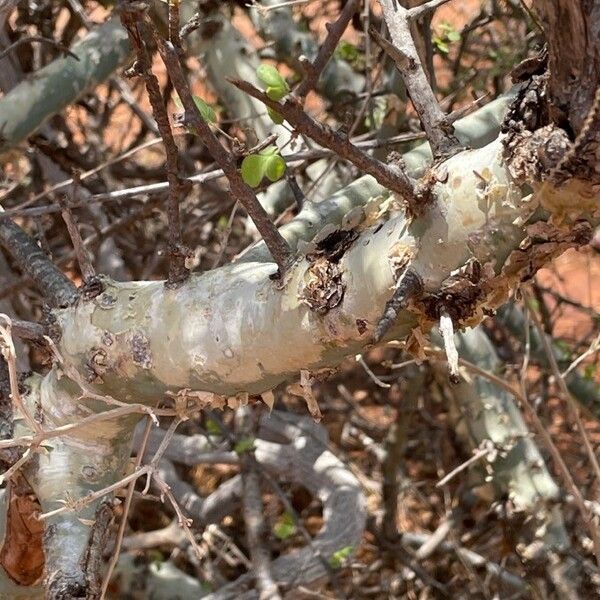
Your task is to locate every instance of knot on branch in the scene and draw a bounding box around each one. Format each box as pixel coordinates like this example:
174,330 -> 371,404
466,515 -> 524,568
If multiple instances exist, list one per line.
419,259 -> 484,325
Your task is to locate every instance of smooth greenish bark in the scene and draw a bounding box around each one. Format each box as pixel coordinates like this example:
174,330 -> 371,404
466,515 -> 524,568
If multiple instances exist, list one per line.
0,18 -> 130,154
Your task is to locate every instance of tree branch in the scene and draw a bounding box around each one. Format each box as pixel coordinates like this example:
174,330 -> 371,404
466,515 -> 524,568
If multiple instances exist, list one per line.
0,18 -> 130,153
120,5 -> 189,286
229,78 -> 416,199
295,0 -> 361,98
376,0 -> 459,157
235,406 -> 281,600
0,218 -> 77,307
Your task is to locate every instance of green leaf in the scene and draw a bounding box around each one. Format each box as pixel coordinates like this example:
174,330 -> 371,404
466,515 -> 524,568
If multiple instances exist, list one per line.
335,40 -> 360,63
172,94 -> 216,123
234,436 -> 255,455
433,37 -> 449,54
257,64 -> 288,89
257,64 -> 289,101
329,545 -> 354,569
267,106 -> 284,124
273,512 -> 297,540
193,96 -> 216,123
205,419 -> 222,436
264,154 -> 286,182
240,146 -> 287,188
584,364 -> 597,381
241,154 -> 264,188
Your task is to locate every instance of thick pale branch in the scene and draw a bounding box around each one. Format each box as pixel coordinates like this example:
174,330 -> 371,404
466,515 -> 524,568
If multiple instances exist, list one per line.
0,18 -> 130,153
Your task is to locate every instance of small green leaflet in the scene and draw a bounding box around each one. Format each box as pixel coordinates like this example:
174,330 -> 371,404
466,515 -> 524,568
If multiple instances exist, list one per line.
335,40 -> 360,63
273,512 -> 297,540
234,436 -> 255,455
241,146 -> 286,188
205,418 -> 222,436
329,545 -> 354,569
172,94 -> 216,123
267,106 -> 284,125
256,64 -> 290,102
433,22 -> 461,54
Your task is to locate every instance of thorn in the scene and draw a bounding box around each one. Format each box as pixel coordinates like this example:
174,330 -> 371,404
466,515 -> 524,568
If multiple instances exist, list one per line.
374,269 -> 423,342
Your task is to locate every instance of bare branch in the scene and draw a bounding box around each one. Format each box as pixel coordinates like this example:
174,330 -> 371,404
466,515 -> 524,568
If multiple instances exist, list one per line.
296,0 -> 361,98
374,268 -> 423,342
57,171 -> 95,282
406,0 -> 454,21
236,406 -> 282,600
119,6 -> 190,286
0,217 -> 77,307
0,35 -> 79,61
375,0 -> 459,157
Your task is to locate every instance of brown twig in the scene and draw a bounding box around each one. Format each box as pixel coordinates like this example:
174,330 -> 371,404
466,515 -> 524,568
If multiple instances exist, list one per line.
153,33 -> 293,274
523,290 -> 600,495
0,35 -> 79,61
230,78 -> 416,199
119,5 -> 189,286
0,217 -> 77,307
167,0 -> 182,52
295,0 -> 361,98
0,316 -> 42,436
57,171 -> 95,282
10,319 -> 47,342
375,0 -> 459,157
406,0 -> 454,21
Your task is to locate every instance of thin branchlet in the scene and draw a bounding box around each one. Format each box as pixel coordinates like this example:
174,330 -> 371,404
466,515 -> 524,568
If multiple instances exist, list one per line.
374,268 -> 423,342
0,218 -> 77,307
119,3 -> 189,286
376,0 -> 460,158
296,0 -> 360,98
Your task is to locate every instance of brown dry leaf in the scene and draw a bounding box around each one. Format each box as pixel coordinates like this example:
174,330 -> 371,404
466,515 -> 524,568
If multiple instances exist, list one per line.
0,472 -> 45,585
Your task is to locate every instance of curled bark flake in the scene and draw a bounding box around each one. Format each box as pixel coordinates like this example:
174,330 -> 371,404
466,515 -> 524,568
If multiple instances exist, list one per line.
260,390 -> 275,412
287,370 -> 322,422
504,124 -> 572,184
420,259 -> 483,325
79,276 -> 105,302
500,221 -> 593,282
165,388 -> 226,412
85,348 -> 108,384
439,311 -> 460,384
